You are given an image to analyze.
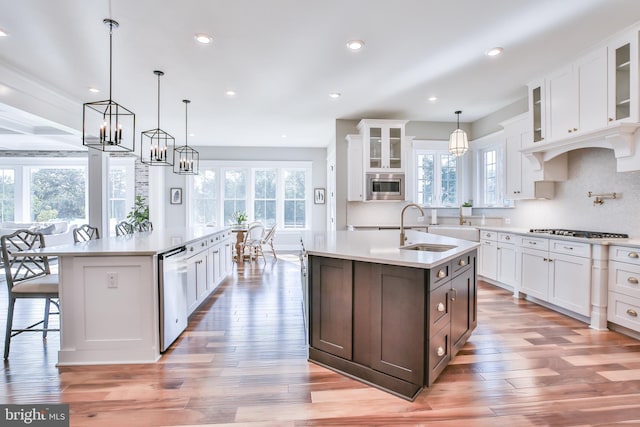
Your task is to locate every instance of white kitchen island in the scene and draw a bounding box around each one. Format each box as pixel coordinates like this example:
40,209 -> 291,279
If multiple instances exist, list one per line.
20,226 -> 233,366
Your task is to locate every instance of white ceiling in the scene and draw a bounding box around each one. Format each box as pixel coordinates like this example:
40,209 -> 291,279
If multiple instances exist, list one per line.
2,0 -> 640,151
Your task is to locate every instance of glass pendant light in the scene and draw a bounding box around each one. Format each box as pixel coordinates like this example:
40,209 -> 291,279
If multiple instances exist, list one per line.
448,110 -> 469,157
173,99 -> 199,175
83,18 -> 135,153
141,70 -> 174,166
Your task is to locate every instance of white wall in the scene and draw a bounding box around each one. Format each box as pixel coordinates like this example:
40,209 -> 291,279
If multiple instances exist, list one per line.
487,147 -> 640,237
161,145 -> 328,250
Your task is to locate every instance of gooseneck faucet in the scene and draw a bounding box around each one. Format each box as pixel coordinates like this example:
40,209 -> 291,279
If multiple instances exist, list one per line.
400,203 -> 425,246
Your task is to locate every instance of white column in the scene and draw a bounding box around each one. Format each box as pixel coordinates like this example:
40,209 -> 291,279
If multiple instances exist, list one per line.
87,150 -> 108,236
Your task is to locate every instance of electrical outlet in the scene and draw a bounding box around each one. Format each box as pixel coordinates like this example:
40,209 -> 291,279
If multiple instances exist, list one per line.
504,218 -> 511,225
417,215 -> 425,222
107,272 -> 118,288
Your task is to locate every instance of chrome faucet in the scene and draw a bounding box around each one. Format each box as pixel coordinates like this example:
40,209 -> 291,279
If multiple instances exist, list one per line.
400,203 -> 425,245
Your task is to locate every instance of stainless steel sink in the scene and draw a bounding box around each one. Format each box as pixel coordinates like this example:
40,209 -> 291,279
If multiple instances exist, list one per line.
400,243 -> 457,252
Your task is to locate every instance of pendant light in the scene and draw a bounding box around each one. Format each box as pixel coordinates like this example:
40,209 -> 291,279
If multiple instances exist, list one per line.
173,99 -> 199,175
141,70 -> 174,166
448,110 -> 469,157
83,18 -> 135,153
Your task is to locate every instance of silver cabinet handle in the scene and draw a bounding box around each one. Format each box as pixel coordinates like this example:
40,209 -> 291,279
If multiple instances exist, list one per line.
458,259 -> 466,267
437,302 -> 445,312
437,270 -> 446,278
627,309 -> 638,317
436,347 -> 445,357
563,246 -> 574,251
505,235 -> 511,241
629,252 -> 639,259
628,277 -> 639,285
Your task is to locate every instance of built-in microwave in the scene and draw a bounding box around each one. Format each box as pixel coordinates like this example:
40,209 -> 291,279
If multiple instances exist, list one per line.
366,173 -> 405,201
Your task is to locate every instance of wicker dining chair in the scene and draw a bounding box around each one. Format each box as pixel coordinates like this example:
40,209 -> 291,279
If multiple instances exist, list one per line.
73,224 -> 100,243
115,221 -> 134,236
1,229 -> 59,359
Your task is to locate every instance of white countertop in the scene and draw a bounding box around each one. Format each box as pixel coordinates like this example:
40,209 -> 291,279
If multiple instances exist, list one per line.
303,229 -> 479,269
477,225 -> 640,247
19,226 -> 231,257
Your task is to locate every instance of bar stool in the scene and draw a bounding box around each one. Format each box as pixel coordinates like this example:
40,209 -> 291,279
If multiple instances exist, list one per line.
115,221 -> 134,236
73,224 -> 100,243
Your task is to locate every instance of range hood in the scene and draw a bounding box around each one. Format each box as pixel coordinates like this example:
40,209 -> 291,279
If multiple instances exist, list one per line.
521,122 -> 640,173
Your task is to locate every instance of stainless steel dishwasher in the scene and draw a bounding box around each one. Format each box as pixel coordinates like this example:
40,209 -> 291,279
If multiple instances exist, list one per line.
158,245 -> 189,352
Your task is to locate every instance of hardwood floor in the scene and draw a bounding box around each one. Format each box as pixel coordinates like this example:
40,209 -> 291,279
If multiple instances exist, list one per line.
1,255 -> 640,426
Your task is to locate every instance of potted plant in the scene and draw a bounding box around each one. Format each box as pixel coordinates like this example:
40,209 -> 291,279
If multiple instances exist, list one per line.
126,195 -> 150,229
461,201 -> 473,217
232,210 -> 248,226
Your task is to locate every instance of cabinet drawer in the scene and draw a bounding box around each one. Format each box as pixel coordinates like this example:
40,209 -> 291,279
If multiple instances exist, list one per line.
480,230 -> 497,241
609,260 -> 640,298
428,324 -> 451,386
430,263 -> 450,289
608,291 -> 640,333
610,246 -> 640,265
429,284 -> 450,333
497,233 -> 516,244
519,235 -> 549,250
549,239 -> 591,257
452,251 -> 474,276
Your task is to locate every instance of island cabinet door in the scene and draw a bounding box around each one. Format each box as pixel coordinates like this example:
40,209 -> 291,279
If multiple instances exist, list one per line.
310,256 -> 353,360
369,264 -> 426,384
450,265 -> 476,357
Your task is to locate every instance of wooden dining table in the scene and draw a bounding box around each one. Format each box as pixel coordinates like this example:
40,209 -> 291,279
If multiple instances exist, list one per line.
231,225 -> 249,261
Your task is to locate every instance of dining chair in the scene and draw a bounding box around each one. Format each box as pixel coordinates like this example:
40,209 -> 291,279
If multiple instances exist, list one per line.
135,219 -> 153,232
115,220 -> 134,236
73,224 -> 100,243
1,229 -> 59,359
242,222 -> 264,261
260,224 -> 278,260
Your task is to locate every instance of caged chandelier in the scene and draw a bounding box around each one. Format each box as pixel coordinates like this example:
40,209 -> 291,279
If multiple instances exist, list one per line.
173,99 -> 199,175
140,70 -> 174,166
83,18 -> 135,153
448,110 -> 469,157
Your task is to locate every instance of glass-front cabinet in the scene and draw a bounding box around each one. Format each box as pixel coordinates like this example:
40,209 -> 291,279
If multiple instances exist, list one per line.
528,78 -> 546,144
608,31 -> 638,124
358,119 -> 408,172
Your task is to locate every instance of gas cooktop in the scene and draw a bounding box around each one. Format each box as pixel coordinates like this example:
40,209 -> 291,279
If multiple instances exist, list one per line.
529,229 -> 629,239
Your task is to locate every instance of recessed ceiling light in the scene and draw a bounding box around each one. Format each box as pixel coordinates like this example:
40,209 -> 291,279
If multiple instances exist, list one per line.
194,33 -> 213,44
225,90 -> 236,97
346,40 -> 364,51
88,87 -> 100,93
329,92 -> 341,99
486,47 -> 504,57
0,29 -> 8,37
281,134 -> 287,139
428,96 -> 438,102
189,133 -> 195,137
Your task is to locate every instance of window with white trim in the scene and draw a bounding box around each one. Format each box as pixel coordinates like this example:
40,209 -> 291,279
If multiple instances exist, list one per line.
415,149 -> 459,206
0,168 -> 15,222
477,146 -> 505,207
190,161 -> 311,230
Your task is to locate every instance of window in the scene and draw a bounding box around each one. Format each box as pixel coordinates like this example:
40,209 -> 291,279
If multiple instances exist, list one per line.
253,169 -> 276,226
223,169 -> 247,225
415,150 -> 458,206
192,170 -> 217,226
190,161 -> 311,230
0,168 -> 15,222
29,166 -> 86,222
477,146 -> 505,207
283,169 -> 306,228
108,157 -> 135,236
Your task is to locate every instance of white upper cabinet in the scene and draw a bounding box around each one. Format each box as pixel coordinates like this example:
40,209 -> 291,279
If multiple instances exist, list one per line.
528,78 -> 546,144
608,32 -> 639,124
546,47 -> 607,140
357,119 -> 408,172
346,134 -> 364,202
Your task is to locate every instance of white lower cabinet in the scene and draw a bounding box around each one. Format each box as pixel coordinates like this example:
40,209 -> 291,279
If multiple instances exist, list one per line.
496,233 -> 518,287
519,237 -> 591,316
187,231 -> 233,316
478,231 -> 497,281
608,246 -> 640,332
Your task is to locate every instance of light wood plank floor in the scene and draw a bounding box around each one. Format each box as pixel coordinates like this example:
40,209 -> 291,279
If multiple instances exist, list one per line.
1,255 -> 640,426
